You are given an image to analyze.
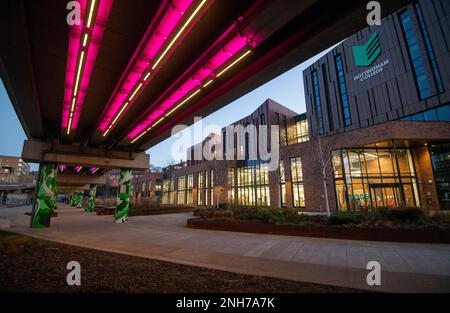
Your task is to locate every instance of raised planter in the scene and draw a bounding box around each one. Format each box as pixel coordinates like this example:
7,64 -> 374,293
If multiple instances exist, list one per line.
187,218 -> 450,244
129,207 -> 194,216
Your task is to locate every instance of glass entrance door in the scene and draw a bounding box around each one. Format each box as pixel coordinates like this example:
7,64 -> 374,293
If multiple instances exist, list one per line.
369,184 -> 402,208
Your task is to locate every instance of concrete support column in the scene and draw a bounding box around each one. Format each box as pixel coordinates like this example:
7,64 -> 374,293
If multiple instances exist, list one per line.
86,184 -> 97,212
115,169 -> 131,223
30,163 -> 57,228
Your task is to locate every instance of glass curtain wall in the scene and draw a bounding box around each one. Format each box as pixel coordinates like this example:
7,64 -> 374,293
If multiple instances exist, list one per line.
227,168 -> 236,205
197,172 -> 204,206
177,176 -> 186,206
279,160 -> 286,207
332,147 -> 420,211
429,142 -> 450,210
161,178 -> 175,205
186,174 -> 194,205
237,162 -> 270,206
290,157 -> 306,207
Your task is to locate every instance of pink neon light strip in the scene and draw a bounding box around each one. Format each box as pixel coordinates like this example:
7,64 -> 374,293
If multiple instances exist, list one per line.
61,0 -> 113,133
127,33 -> 255,140
97,0 -> 209,134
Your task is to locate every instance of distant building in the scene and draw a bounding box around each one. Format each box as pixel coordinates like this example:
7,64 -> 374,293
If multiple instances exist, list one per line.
0,155 -> 33,184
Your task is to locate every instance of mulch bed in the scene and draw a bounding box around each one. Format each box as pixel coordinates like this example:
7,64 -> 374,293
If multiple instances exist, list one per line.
0,231 -> 365,293
187,218 -> 450,244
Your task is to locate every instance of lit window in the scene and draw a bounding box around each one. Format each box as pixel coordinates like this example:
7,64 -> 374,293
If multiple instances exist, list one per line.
290,157 -> 305,207
295,119 -> 309,143
177,176 -> 186,206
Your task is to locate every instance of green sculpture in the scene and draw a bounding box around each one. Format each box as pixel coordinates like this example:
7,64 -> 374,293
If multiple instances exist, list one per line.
75,192 -> 83,208
115,169 -> 131,223
30,163 -> 57,228
86,184 -> 97,212
69,194 -> 75,206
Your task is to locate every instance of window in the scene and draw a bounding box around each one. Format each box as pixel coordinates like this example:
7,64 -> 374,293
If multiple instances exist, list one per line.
155,179 -> 162,192
282,115 -> 288,146
322,64 -> 334,131
290,157 -> 305,207
335,54 -> 351,126
222,131 -> 226,156
401,104 -> 450,122
205,170 -> 210,206
177,176 -> 186,206
430,143 -> 450,210
161,179 -> 174,205
197,172 -> 204,206
311,70 -> 324,134
295,119 -> 309,143
415,2 -> 443,93
186,174 -> 194,205
279,160 -> 286,207
332,147 -> 420,211
210,170 -> 214,206
141,181 -> 146,192
274,113 -> 284,147
260,114 -> 265,125
227,168 -> 235,205
399,9 -> 431,100
147,180 -> 152,196
237,162 -> 270,206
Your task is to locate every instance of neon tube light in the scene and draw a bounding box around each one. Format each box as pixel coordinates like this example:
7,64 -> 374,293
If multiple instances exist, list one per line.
86,0 -> 96,28
152,0 -> 207,70
98,0 -> 210,137
165,88 -> 201,117
216,50 -> 252,77
127,42 -> 254,142
62,0 -> 113,135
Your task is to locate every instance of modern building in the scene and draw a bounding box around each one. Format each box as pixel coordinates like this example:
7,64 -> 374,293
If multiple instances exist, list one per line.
133,0 -> 450,212
301,0 -> 450,211
0,155 -> 32,184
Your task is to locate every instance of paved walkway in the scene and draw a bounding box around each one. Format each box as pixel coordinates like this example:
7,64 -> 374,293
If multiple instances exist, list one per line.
1,204 -> 450,292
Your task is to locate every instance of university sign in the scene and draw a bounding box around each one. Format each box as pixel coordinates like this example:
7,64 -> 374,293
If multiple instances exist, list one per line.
353,59 -> 390,82
353,32 -> 381,66
352,31 -> 389,81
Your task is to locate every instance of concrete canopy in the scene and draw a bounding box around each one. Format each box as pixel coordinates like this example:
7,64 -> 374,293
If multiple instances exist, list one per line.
0,0 -> 412,154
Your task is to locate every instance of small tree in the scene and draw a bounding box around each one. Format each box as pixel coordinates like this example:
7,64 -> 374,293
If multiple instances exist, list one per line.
310,115 -> 335,217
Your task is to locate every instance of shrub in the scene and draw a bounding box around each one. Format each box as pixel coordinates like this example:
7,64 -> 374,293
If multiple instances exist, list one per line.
388,208 -> 425,223
259,208 -> 286,225
232,207 -> 304,224
233,207 -> 260,221
212,210 -> 233,218
328,211 -> 364,225
430,212 -> 450,225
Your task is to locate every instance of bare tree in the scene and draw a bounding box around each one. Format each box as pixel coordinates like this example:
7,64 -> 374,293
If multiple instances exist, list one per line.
310,115 -> 335,216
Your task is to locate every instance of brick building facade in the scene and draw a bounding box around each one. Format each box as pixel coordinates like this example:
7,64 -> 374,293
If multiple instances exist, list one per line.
133,0 -> 450,212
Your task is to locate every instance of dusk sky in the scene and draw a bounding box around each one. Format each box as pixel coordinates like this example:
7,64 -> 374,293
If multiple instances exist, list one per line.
0,46 -> 335,169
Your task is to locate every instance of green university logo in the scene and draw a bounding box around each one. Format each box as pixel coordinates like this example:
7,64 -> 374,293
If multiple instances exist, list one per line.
352,32 -> 381,67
